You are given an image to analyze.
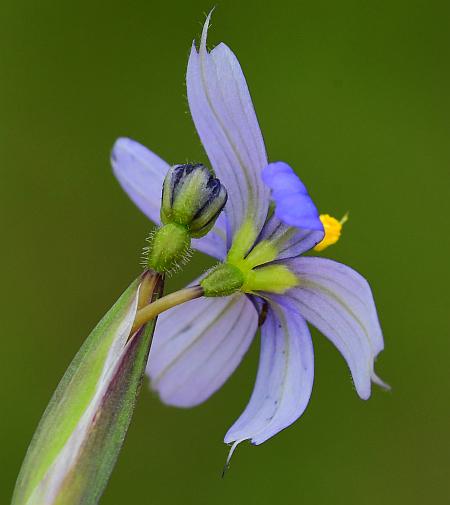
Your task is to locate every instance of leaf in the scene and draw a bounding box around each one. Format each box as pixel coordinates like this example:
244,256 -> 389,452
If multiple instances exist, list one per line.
12,271 -> 163,505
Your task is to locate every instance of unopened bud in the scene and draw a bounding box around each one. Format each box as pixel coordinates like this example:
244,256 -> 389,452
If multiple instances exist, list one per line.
146,163 -> 227,273
161,163 -> 227,238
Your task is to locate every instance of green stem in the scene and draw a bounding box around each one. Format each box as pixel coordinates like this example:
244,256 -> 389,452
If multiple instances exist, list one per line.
131,285 -> 203,333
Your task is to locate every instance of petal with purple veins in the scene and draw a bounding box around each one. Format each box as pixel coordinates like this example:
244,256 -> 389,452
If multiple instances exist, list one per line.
224,299 -> 314,446
283,257 -> 387,399
111,137 -> 169,224
187,14 -> 270,242
257,214 -> 325,260
147,293 -> 258,407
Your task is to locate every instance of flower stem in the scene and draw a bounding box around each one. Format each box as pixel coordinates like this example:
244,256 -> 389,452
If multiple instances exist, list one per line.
131,285 -> 203,333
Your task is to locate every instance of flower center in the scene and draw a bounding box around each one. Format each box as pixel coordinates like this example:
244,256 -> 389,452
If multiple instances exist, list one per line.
201,219 -> 298,297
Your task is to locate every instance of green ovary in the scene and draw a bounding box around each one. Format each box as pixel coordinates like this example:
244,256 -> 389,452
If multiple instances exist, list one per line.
148,223 -> 191,273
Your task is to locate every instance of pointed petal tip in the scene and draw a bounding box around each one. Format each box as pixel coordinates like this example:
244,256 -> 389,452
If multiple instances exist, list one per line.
225,439 -> 241,464
372,372 -> 391,391
221,438 -> 249,477
187,10 -> 270,239
199,10 -> 214,53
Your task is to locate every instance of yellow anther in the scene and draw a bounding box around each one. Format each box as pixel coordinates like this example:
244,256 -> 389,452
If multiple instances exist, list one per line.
314,213 -> 348,252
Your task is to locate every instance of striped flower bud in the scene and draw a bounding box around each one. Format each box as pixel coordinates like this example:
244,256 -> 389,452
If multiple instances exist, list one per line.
147,163 -> 227,273
160,163 -> 227,238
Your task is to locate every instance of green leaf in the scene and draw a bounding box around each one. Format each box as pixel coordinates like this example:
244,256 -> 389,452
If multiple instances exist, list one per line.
12,271 -> 162,505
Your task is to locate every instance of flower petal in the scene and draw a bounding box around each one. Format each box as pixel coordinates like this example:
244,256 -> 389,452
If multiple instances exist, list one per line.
258,215 -> 325,260
187,14 -> 270,242
147,293 -> 258,407
224,299 -> 314,446
111,137 -> 169,224
111,137 -> 228,259
262,162 -> 323,231
284,257 -> 385,399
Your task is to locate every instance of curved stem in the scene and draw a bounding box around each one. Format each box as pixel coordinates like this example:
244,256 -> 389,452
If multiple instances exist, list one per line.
131,285 -> 203,333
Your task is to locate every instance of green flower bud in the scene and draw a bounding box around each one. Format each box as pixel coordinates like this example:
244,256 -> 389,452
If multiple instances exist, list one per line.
145,163 -> 227,274
161,163 -> 227,238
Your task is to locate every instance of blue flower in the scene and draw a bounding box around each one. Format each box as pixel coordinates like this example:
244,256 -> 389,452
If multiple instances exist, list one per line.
112,14 -> 388,452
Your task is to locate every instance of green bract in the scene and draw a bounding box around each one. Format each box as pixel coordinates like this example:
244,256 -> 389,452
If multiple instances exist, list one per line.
12,272 -> 162,505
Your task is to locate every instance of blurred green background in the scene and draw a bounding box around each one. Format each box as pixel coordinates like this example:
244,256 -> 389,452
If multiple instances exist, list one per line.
1,0 -> 449,503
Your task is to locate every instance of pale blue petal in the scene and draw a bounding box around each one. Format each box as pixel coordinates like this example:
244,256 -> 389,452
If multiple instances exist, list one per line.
187,14 -> 270,243
111,137 -> 169,224
262,162 -> 323,232
147,293 -> 258,407
224,299 -> 314,445
284,257 -> 386,399
111,137 -> 228,260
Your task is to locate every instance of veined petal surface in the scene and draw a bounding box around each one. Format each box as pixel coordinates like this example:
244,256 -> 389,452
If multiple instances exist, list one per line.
257,214 -> 325,261
284,257 -> 385,399
111,137 -> 228,259
225,299 -> 314,445
148,293 -> 258,407
187,14 -> 270,242
111,137 -> 169,224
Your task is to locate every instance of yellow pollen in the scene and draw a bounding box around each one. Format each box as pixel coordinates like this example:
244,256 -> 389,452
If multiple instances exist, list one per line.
314,213 -> 348,252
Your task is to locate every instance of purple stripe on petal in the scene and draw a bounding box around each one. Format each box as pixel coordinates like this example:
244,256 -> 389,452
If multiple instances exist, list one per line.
257,215 -> 325,260
187,14 -> 270,241
111,137 -> 228,260
147,293 -> 258,407
284,257 -> 385,399
224,299 -> 314,445
262,162 -> 323,232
